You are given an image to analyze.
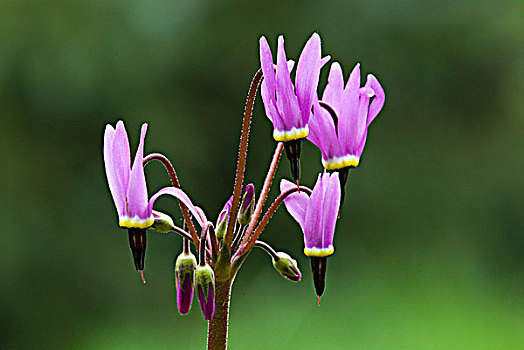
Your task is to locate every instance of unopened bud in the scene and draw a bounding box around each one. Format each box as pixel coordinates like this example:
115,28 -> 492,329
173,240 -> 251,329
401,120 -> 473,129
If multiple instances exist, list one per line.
215,196 -> 232,240
237,184 -> 255,226
150,210 -> 175,233
195,264 -> 215,320
272,252 -> 301,282
175,251 -> 197,315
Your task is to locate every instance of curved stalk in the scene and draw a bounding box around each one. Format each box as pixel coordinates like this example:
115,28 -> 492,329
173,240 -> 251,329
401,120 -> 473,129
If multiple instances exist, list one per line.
143,153 -> 200,249
233,186 -> 312,261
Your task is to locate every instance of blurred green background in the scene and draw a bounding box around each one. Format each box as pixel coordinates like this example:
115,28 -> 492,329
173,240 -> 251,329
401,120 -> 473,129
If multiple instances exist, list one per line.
1,0 -> 523,349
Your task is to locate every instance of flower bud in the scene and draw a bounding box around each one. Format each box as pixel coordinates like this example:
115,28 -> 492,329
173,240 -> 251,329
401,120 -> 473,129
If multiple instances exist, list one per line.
272,252 -> 301,282
215,196 -> 233,240
175,251 -> 197,315
237,184 -> 255,226
195,264 -> 215,320
150,210 -> 175,233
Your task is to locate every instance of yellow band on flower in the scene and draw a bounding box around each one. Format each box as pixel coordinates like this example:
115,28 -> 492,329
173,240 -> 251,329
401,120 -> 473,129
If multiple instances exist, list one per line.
304,246 -> 334,257
119,216 -> 155,229
322,154 -> 359,170
273,126 -> 309,142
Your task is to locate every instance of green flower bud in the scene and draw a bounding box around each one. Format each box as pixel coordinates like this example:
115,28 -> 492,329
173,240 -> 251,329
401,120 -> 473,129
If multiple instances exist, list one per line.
272,252 -> 301,282
150,210 -> 175,233
195,264 -> 215,320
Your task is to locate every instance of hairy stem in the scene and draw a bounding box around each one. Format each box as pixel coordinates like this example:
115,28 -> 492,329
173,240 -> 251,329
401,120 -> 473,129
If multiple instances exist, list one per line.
233,186 -> 312,261
224,69 -> 263,247
240,142 -> 283,248
143,153 -> 200,249
207,279 -> 232,350
254,240 -> 278,260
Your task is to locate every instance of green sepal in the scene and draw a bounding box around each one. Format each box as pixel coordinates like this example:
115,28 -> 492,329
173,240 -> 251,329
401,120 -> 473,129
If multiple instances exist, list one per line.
272,252 -> 301,282
150,210 -> 175,233
195,264 -> 215,303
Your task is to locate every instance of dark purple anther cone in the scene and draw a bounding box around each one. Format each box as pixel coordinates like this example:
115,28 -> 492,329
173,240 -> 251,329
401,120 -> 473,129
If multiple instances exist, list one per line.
198,282 -> 215,320
177,275 -> 194,314
310,257 -> 327,297
128,228 -> 147,271
283,139 -> 302,181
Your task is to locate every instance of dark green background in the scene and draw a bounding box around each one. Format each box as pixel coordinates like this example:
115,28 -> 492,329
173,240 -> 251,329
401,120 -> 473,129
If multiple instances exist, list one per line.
1,1 -> 523,349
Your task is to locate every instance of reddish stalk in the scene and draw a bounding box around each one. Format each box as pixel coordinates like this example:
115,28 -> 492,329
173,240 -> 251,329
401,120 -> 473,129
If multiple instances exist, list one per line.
240,142 -> 283,248
143,153 -> 200,249
233,186 -> 312,261
224,69 -> 263,248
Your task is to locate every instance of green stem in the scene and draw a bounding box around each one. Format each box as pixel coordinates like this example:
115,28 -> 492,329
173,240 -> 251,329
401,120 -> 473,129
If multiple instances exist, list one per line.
207,279 -> 233,350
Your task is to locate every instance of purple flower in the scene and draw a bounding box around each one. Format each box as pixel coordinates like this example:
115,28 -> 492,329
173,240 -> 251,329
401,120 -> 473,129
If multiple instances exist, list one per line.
259,33 -> 326,142
104,121 -> 205,273
308,63 -> 385,170
281,172 -> 341,257
281,172 -> 341,297
104,121 -> 154,229
259,33 -> 329,181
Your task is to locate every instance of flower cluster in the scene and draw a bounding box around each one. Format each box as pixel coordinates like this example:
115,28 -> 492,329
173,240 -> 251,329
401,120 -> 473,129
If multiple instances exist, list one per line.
102,32 -> 385,344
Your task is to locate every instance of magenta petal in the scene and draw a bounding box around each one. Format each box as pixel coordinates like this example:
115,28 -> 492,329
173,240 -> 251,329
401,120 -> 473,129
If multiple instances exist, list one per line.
308,102 -> 343,161
322,62 -> 345,110
259,36 -> 277,96
281,179 -> 309,232
303,174 -> 325,250
295,33 -> 321,125
321,173 -> 341,248
149,187 -> 205,228
366,74 -> 385,126
104,121 -> 130,218
261,80 -> 283,128
320,55 -> 331,68
339,63 -> 362,154
276,36 -> 301,130
126,123 -> 151,221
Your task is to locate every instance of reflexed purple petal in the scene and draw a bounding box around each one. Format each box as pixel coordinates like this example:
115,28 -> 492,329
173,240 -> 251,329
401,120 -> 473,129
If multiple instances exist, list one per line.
104,121 -> 130,217
259,36 -> 277,95
148,187 -> 205,228
177,274 -> 194,315
280,179 -> 309,232
126,123 -> 151,220
308,102 -> 343,161
322,62 -> 344,110
353,86 -> 373,156
321,173 -> 341,248
303,174 -> 324,249
261,80 -> 282,128
339,63 -> 361,154
296,33 -> 321,125
366,74 -> 385,126
320,55 -> 331,68
276,36 -> 301,130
